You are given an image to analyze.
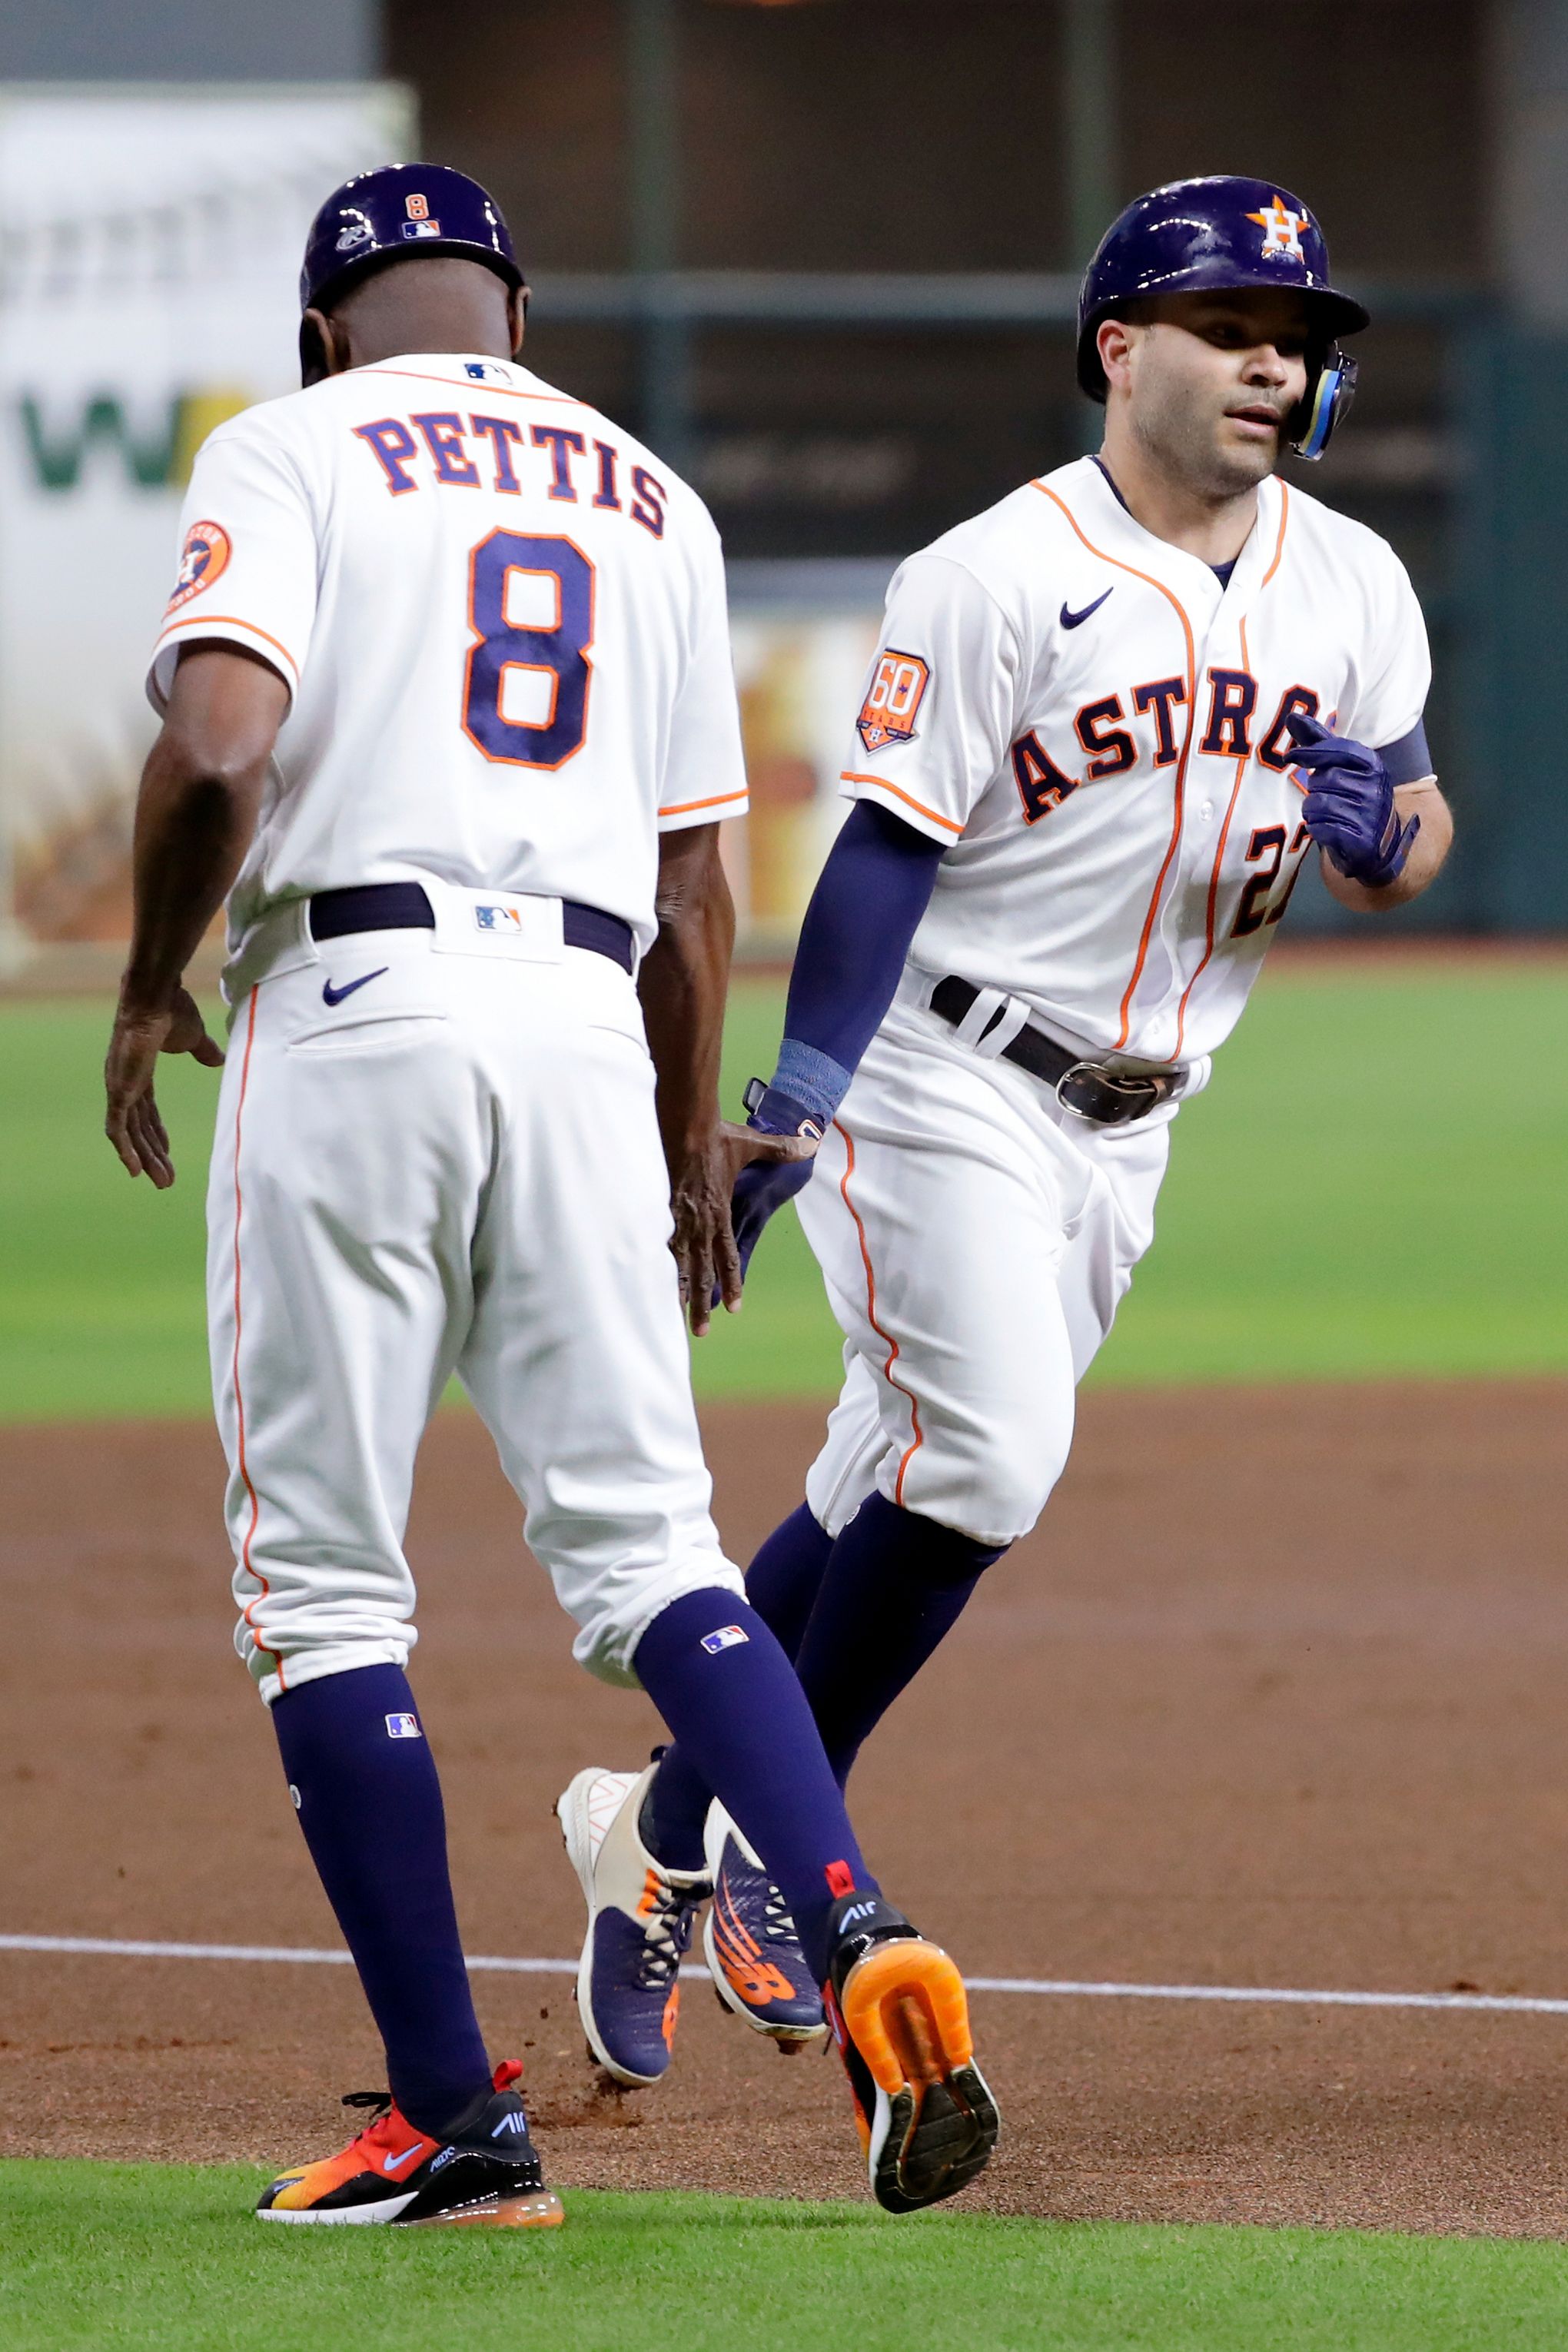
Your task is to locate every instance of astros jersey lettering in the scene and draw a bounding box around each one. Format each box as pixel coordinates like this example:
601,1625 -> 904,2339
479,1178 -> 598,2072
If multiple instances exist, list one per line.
150,354 -> 748,960
840,455 -> 1429,1065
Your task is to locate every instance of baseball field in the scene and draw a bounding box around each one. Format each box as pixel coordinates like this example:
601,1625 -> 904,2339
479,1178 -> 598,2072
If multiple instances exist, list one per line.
5,950 -> 1568,2349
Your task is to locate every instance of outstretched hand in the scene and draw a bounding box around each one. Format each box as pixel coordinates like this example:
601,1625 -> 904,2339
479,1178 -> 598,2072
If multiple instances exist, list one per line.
673,1121 -> 818,1338
1285,711 -> 1420,889
105,985 -> 224,1189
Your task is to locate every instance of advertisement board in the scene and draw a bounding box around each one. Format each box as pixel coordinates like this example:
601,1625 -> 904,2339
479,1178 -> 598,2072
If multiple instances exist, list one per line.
724,561 -> 890,959
0,81 -> 411,962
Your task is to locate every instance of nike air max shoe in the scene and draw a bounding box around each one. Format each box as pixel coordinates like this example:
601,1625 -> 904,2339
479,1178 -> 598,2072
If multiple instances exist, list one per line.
556,1763 -> 709,2087
823,1892 -> 999,2214
255,2060 -> 562,2226
703,1801 -> 828,2048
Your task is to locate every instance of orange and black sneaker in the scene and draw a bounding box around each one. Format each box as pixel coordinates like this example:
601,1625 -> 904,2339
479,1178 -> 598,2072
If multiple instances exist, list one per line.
255,2060 -> 563,2227
823,1893 -> 999,2214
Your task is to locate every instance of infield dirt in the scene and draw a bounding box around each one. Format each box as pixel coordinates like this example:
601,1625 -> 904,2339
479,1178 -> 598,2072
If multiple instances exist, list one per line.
5,1383 -> 1568,2236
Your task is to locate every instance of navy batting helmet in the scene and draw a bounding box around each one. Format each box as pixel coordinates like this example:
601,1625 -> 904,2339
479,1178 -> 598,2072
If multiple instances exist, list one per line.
299,163 -> 525,317
1076,176 -> 1369,461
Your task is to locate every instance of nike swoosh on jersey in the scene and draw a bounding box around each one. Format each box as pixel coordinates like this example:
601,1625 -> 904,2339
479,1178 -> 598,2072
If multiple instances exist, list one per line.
1060,589 -> 1114,630
321,967 -> 389,1007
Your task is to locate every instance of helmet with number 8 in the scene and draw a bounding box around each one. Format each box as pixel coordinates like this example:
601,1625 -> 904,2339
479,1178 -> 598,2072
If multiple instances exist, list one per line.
299,162 -> 526,317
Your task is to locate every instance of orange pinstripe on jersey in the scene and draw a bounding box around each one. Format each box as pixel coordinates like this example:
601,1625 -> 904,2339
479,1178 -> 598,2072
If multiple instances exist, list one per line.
1170,487 -> 1294,1054
835,1122 -> 924,1506
838,772 -> 964,835
155,613 -> 301,690
657,788 -> 749,817
1174,615 -> 1255,1059
357,367 -> 586,407
1029,480 -> 1198,1051
1260,483 -> 1291,587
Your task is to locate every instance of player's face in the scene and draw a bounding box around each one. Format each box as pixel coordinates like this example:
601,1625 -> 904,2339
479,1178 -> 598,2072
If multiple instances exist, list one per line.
1119,291 -> 1314,497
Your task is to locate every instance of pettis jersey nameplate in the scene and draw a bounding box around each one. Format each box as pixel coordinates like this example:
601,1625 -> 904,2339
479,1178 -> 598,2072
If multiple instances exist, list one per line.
147,354 -> 749,964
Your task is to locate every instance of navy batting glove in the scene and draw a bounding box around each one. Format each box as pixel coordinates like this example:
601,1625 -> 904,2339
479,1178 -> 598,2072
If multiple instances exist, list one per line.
732,1155 -> 816,1277
730,1080 -> 820,1281
1285,712 -> 1420,889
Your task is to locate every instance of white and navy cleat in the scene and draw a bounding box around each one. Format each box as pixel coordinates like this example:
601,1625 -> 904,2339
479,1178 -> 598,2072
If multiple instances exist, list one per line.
556,1764 -> 709,2088
702,1801 -> 829,2050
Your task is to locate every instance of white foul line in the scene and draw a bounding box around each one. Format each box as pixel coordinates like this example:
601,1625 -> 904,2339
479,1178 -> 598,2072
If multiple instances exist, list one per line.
2,1934 -> 1566,2018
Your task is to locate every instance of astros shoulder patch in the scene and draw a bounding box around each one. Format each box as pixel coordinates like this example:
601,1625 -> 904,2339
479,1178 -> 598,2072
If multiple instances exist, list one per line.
165,520 -> 231,611
857,649 -> 930,753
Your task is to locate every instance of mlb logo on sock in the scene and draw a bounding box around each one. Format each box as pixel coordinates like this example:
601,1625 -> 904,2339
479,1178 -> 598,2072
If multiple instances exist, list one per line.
385,1713 -> 423,1739
700,1625 -> 749,1655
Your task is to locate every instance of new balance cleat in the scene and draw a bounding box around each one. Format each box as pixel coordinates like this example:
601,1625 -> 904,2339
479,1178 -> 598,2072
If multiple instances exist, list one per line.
702,1801 -> 827,2048
556,1763 -> 709,2087
824,1893 -> 999,2214
255,2060 -> 562,2226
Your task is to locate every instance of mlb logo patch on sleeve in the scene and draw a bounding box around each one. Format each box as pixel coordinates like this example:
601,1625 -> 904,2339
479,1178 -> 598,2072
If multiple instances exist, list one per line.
385,1713 -> 423,1739
857,650 -> 930,752
699,1625 -> 749,1656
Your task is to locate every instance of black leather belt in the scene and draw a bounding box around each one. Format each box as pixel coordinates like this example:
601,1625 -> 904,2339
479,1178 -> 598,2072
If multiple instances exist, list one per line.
929,975 -> 1183,1125
309,882 -> 636,975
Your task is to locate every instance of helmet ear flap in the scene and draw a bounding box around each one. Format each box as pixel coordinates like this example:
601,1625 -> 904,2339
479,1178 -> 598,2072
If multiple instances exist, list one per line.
1289,347 -> 1357,461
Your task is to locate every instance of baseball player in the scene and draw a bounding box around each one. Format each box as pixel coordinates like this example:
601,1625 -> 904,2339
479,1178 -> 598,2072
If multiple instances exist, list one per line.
567,176 -> 1454,2065
102,164 -> 998,2222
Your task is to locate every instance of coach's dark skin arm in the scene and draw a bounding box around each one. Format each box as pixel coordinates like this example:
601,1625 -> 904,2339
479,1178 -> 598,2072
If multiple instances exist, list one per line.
639,822 -> 814,1337
105,643 -> 289,1189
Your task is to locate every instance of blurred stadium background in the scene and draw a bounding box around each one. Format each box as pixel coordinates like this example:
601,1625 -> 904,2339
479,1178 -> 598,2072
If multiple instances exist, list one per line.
3,0 -> 1568,981
2,1 -> 1566,1419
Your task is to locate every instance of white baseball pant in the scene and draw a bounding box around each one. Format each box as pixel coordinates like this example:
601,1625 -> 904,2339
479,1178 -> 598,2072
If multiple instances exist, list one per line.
204,890 -> 742,1705
796,990 -> 1177,1549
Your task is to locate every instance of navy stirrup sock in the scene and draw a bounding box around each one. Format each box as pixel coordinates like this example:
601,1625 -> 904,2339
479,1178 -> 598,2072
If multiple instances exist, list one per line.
792,1492 -> 1008,1785
746,1501 -> 838,1659
641,1503 -> 834,1872
633,1589 -> 876,1983
271,1663 -> 492,2136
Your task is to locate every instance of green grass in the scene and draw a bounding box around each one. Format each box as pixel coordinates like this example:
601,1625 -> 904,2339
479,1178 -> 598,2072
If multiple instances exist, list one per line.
5,2164 -> 1568,2352
4,964 -> 1566,1420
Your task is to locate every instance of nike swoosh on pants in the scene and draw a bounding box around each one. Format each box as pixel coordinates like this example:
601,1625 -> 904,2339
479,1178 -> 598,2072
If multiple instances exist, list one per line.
321,966 -> 388,1007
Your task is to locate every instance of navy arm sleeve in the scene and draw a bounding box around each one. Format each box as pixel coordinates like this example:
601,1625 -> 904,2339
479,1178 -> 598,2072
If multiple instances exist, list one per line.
1377,719 -> 1433,786
769,800 -> 945,1125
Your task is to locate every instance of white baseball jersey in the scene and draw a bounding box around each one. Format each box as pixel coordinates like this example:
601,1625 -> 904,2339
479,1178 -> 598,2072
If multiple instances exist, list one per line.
148,353 -> 748,958
841,454 -> 1430,1065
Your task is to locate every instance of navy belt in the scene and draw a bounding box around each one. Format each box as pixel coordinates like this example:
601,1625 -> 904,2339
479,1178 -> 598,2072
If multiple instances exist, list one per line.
309,882 -> 636,975
929,975 -> 1183,1125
